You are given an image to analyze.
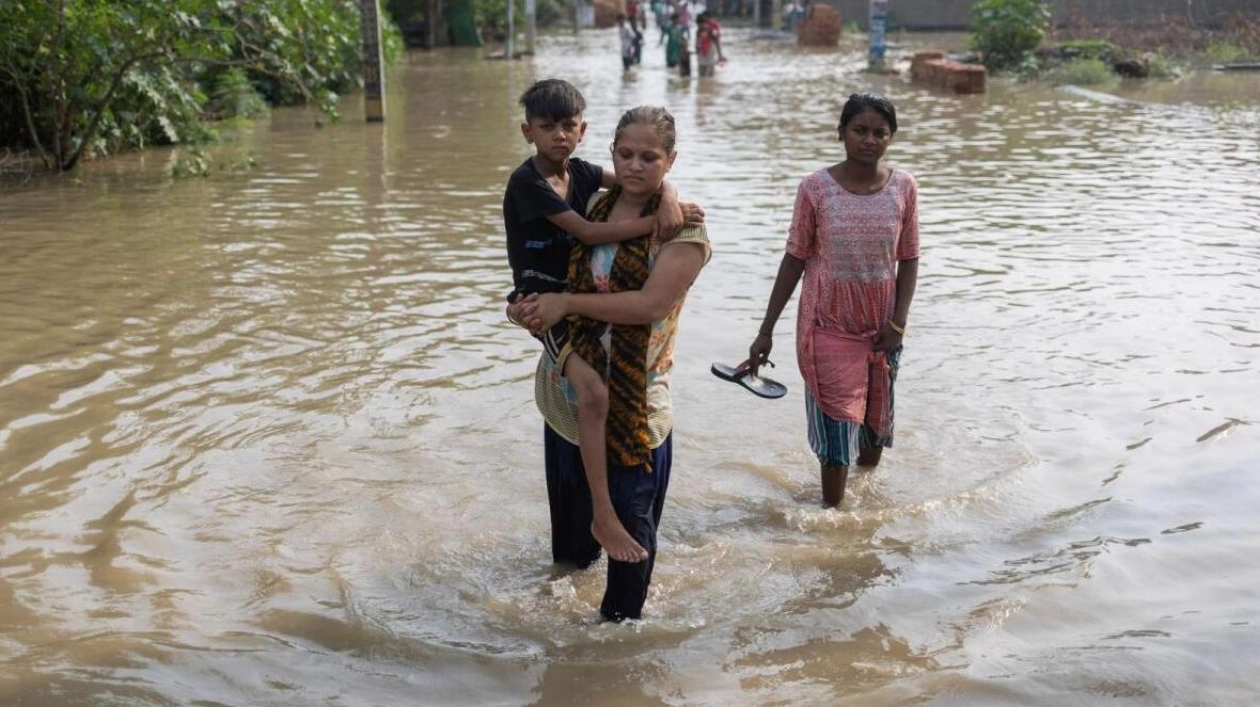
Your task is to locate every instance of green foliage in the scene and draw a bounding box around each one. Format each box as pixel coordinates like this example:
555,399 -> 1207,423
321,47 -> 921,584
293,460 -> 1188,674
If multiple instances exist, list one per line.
1144,53 -> 1178,80
969,0 -> 1050,71
1203,42 -> 1250,64
0,0 -> 402,172
209,68 -> 269,119
1054,39 -> 1119,62
1044,58 -> 1112,85
842,19 -> 862,34
476,0 -> 520,33
474,0 -> 570,31
535,0 -> 566,28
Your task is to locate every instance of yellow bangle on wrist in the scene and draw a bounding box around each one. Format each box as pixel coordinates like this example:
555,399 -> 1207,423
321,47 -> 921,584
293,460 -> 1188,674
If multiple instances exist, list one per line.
888,320 -> 906,335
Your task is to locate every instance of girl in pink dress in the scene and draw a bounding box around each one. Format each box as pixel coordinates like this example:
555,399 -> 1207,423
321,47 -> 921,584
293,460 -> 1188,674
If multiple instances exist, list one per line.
747,93 -> 920,507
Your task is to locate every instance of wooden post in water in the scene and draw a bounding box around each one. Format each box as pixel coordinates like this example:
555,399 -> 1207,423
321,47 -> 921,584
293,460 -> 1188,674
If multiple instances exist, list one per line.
361,0 -> 386,121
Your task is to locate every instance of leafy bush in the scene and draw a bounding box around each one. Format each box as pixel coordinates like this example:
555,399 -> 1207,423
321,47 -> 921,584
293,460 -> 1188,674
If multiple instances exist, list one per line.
536,0 -> 566,28
970,0 -> 1050,71
0,0 -> 402,171
1044,58 -> 1112,85
1144,53 -> 1178,79
209,69 -> 269,120
1203,42 -> 1250,64
1054,39 -> 1119,63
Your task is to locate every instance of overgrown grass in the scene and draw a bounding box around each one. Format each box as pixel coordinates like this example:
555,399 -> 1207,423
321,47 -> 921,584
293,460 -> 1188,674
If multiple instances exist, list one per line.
1145,53 -> 1178,79
1044,58 -> 1113,85
1203,42 -> 1254,64
1052,12 -> 1260,67
1054,39 -> 1118,61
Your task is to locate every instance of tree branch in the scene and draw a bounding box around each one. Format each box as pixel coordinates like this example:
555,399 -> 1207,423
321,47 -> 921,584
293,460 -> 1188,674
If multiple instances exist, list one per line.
2,64 -> 52,169
62,50 -> 169,171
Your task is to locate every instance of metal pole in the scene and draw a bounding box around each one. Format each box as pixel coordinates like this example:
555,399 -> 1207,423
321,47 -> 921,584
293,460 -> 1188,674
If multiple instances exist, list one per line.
868,0 -> 888,70
506,0 -> 515,59
360,0 -> 385,121
526,0 -> 537,54
574,0 -> 581,34
427,0 -> 437,48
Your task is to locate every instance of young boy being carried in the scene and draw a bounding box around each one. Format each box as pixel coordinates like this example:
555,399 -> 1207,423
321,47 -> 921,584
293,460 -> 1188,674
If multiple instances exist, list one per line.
503,79 -> 700,564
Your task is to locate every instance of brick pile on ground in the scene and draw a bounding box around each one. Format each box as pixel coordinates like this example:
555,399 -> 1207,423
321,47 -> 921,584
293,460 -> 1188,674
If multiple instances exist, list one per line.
797,5 -> 841,47
910,51 -> 987,93
594,0 -> 619,28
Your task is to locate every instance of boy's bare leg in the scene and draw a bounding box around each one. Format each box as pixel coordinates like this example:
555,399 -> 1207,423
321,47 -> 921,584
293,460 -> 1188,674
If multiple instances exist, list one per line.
820,462 -> 848,508
564,354 -> 649,563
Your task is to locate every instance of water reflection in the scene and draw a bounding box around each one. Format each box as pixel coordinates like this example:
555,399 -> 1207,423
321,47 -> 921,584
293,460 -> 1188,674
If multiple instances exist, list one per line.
1,27 -> 1258,706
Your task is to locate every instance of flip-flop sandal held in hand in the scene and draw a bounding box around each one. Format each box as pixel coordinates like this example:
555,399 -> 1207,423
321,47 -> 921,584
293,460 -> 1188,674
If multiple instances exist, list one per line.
710,361 -> 788,399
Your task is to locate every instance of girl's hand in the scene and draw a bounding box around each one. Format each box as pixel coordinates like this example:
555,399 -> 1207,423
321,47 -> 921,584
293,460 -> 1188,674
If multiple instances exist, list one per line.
530,293 -> 569,335
747,333 -> 773,376
872,321 -> 904,353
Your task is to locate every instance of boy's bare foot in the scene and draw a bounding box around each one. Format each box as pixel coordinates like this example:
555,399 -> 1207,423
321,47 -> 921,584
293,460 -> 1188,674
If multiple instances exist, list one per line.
592,514 -> 649,563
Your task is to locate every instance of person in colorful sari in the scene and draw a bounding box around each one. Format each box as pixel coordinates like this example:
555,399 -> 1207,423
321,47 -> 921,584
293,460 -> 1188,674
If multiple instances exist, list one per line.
747,93 -> 920,508
512,106 -> 711,621
660,12 -> 685,69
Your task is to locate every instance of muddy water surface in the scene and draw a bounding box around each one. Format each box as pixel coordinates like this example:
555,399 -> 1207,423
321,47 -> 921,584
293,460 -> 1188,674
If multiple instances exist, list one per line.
1,29 -> 1258,707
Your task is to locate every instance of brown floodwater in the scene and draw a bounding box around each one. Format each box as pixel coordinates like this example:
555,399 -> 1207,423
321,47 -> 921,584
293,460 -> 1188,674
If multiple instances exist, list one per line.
1,28 -> 1259,707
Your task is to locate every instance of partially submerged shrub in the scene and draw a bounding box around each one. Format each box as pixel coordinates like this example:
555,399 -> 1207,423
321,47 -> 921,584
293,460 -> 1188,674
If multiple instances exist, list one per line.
1045,58 -> 1112,85
1203,42 -> 1250,64
970,0 -> 1051,70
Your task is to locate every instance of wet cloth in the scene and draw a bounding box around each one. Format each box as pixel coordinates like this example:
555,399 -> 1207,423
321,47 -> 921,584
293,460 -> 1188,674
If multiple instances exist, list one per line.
535,193 -> 711,450
568,187 -> 657,467
810,327 -> 891,435
786,167 -> 919,442
545,426 -> 672,621
807,348 -> 901,466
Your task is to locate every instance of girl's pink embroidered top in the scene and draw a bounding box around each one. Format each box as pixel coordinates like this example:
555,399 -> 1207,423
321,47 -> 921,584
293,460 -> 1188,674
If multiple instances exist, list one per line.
787,166 -> 920,430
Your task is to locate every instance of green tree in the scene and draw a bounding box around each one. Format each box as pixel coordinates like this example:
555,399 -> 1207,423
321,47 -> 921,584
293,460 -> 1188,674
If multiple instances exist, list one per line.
969,0 -> 1050,71
0,0 -> 391,171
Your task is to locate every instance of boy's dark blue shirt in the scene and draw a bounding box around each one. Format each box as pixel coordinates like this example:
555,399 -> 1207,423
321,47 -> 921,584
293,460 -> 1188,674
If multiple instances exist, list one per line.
504,156 -> 603,301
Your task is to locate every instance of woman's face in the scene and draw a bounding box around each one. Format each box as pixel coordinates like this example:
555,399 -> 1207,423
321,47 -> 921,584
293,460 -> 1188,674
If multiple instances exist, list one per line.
611,123 -> 676,199
840,109 -> 894,166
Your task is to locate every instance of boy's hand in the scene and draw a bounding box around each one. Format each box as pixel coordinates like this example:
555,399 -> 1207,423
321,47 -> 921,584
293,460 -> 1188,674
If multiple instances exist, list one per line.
654,197 -> 685,241
681,202 -> 705,227
654,182 -> 685,241
506,294 -> 537,329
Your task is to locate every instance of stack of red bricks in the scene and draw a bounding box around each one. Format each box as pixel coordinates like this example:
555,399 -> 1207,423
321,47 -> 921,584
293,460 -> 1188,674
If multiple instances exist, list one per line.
593,0 -> 619,28
910,51 -> 987,94
797,5 -> 842,47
